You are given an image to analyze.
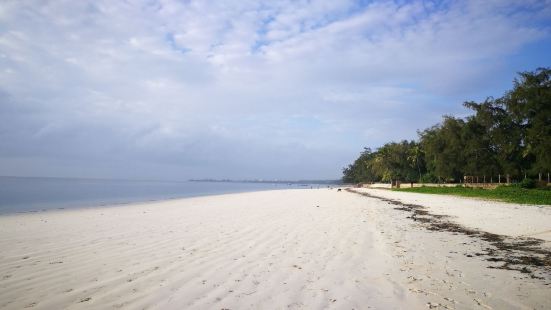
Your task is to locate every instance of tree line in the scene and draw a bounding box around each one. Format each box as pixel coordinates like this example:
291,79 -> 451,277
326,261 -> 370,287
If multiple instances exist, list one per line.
342,68 -> 551,184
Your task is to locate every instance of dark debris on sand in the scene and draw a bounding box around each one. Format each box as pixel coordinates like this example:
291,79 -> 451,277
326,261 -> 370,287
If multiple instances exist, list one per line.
347,189 -> 551,282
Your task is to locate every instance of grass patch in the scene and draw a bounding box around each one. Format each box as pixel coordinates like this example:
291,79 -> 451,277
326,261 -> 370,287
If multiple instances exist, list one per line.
395,185 -> 551,205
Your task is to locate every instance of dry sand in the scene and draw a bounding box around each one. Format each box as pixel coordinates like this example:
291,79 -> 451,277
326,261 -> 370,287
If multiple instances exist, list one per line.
0,188 -> 549,309
355,188 -> 551,241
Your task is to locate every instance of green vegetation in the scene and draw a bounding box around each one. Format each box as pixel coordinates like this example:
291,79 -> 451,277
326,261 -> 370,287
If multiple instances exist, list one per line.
343,68 -> 551,185
395,186 -> 551,205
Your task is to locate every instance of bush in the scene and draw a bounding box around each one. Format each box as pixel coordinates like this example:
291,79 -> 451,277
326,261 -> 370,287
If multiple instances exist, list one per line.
420,173 -> 438,183
536,180 -> 550,190
518,178 -> 536,189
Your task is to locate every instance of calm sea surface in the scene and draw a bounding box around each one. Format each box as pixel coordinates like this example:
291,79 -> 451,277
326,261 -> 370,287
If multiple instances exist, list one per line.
0,177 -> 310,214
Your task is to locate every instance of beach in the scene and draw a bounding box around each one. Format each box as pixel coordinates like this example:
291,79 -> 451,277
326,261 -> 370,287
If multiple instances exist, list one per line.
0,188 -> 549,309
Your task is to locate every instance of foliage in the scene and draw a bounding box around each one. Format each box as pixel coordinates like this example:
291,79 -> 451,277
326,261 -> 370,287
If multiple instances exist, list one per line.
395,186 -> 551,205
419,173 -> 438,183
419,117 -> 466,182
342,141 -> 424,183
516,178 -> 536,189
342,68 -> 551,184
342,148 -> 378,183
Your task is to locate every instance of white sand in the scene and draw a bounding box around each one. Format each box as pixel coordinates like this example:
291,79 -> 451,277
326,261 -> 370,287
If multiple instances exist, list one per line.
0,189 -> 549,309
354,188 -> 551,241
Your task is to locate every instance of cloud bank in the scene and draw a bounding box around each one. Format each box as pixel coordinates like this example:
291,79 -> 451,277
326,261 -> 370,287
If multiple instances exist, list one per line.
0,0 -> 550,179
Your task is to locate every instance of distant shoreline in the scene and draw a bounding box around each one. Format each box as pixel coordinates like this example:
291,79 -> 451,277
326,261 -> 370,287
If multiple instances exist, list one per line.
0,177 -> 301,215
189,179 -> 342,185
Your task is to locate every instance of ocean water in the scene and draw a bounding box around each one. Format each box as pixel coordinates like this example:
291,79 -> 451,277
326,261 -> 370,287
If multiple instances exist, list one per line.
0,176 -> 307,214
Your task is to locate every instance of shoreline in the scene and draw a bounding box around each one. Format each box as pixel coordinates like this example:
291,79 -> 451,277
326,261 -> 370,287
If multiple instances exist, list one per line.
0,187 -> 327,217
0,190 -> 273,217
0,188 -> 549,309
0,181 -> 321,216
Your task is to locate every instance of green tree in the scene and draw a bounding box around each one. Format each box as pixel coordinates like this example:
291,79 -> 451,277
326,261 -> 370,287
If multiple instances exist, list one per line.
371,141 -> 420,182
342,148 -> 378,183
419,117 -> 466,182
342,67 -> 550,184
464,98 -> 522,181
505,68 -> 551,179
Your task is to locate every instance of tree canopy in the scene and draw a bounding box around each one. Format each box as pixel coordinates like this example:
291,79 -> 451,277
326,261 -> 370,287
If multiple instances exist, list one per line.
343,68 -> 551,184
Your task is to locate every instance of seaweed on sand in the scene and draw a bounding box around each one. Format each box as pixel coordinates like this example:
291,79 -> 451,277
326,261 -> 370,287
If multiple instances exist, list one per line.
347,189 -> 551,281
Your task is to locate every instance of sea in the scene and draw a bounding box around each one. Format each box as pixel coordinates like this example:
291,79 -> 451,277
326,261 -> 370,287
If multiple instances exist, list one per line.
0,176 -> 323,215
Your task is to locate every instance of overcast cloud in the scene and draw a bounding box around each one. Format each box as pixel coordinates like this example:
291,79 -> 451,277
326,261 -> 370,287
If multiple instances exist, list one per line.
0,0 -> 550,180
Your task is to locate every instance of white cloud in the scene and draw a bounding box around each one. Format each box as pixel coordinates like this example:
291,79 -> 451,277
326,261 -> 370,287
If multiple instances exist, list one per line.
0,0 -> 549,179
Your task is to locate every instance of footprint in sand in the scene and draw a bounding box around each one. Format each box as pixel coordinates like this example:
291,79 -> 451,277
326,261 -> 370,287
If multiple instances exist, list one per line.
79,297 -> 92,303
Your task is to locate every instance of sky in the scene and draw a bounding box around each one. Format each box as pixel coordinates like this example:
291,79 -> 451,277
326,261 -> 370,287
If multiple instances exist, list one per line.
0,0 -> 550,181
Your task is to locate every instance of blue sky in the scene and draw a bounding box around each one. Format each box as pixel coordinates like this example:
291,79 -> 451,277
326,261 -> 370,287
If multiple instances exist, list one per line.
0,0 -> 550,180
